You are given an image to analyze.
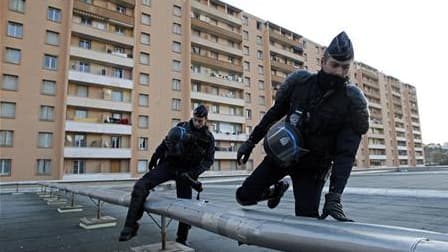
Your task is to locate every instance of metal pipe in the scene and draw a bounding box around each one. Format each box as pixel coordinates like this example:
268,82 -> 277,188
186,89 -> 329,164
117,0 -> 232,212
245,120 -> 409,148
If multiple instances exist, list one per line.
39,183 -> 448,252
161,215 -> 166,250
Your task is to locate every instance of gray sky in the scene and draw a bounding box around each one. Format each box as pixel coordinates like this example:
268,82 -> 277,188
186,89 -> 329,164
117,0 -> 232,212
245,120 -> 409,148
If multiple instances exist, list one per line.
224,0 -> 447,144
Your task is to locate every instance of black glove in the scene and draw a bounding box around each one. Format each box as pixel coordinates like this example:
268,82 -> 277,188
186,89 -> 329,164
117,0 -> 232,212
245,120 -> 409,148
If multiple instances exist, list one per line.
148,154 -> 159,170
319,192 -> 353,222
179,172 -> 203,192
237,140 -> 255,165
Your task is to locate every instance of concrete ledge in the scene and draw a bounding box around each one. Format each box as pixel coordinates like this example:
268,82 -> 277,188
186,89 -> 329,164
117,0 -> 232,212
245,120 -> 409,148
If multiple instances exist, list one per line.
58,205 -> 83,213
131,241 -> 194,252
79,216 -> 117,229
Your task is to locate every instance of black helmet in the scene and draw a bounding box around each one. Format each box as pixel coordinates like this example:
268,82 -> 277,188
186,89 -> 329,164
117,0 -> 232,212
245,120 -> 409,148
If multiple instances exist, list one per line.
167,126 -> 187,142
324,31 -> 354,62
193,104 -> 208,118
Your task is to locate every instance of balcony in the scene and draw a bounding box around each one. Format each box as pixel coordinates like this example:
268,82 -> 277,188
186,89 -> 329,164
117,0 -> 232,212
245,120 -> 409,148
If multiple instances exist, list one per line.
72,23 -> 134,46
65,120 -> 132,135
270,60 -> 298,73
269,31 -> 299,47
191,1 -> 241,26
191,19 -> 241,42
215,151 -> 238,160
208,113 -> 245,124
70,47 -> 133,67
368,133 -> 385,139
271,75 -> 285,84
396,136 -> 407,141
270,46 -> 304,63
64,147 -> 131,158
212,132 -> 248,142
73,0 -> 134,26
68,70 -> 133,89
361,68 -> 379,80
191,91 -> 244,106
369,155 -> 386,160
192,36 -> 241,56
397,145 -> 408,150
191,72 -> 243,90
395,127 -> 406,132
368,102 -> 382,110
66,96 -> 132,112
191,54 -> 242,73
368,144 -> 386,149
398,155 -> 409,160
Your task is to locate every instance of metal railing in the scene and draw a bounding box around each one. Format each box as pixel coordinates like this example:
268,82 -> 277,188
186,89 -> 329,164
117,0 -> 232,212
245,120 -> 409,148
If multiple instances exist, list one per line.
36,182 -> 448,252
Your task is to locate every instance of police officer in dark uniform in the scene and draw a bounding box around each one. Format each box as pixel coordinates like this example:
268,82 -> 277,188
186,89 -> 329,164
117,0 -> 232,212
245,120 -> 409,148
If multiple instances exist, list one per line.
236,32 -> 369,221
119,105 -> 215,244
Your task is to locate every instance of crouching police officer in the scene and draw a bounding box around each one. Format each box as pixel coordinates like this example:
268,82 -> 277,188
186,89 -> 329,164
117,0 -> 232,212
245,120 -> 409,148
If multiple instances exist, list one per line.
119,105 -> 215,245
236,32 -> 369,221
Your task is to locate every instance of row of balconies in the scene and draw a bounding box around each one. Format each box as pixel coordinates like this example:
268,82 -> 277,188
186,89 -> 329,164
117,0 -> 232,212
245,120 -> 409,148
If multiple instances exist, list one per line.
73,0 -> 134,26
191,0 -> 241,26
191,18 -> 241,43
70,46 -> 133,68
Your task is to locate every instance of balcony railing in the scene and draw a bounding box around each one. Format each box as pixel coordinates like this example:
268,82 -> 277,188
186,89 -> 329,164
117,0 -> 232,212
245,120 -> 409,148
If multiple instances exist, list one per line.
71,23 -> 134,46
270,45 -> 304,63
191,1 -> 241,26
66,96 -> 132,112
64,147 -> 131,158
191,72 -> 243,90
191,54 -> 243,73
70,46 -> 133,67
191,19 -> 241,42
192,36 -> 241,56
191,91 -> 244,106
68,70 -> 133,89
65,120 -> 132,135
73,0 -> 134,26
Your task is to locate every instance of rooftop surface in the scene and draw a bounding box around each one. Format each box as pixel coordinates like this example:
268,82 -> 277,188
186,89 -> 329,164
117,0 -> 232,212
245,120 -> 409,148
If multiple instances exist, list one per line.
1,169 -> 448,252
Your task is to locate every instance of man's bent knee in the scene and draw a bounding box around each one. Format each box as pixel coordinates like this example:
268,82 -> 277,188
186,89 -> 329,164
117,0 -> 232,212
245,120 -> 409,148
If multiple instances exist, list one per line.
235,187 -> 258,206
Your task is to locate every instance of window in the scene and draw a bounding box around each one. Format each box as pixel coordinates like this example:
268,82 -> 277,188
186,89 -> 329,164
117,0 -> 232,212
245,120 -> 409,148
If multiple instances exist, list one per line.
172,41 -> 181,53
140,52 -> 150,65
142,0 -> 151,6
139,94 -> 149,107
115,25 -> 124,35
243,61 -> 250,71
258,80 -> 265,90
111,90 -> 123,102
244,77 -> 250,87
48,7 -> 61,22
43,54 -> 58,70
2,74 -> 18,91
172,23 -> 181,34
0,102 -> 16,118
0,159 -> 11,176
5,48 -> 21,64
138,137 -> 148,151
111,136 -> 121,148
73,160 -> 85,174
172,60 -> 181,71
171,118 -> 180,127
36,159 -> 51,175
137,160 -> 148,173
258,95 -> 266,105
243,30 -> 249,40
244,92 -> 251,103
138,115 -> 149,128
38,132 -> 53,148
0,131 -> 13,147
141,13 -> 151,25
258,65 -> 264,75
141,32 -> 150,45
256,35 -> 262,45
140,73 -> 149,85
80,16 -> 92,25
40,106 -> 55,121
7,22 -> 23,38
172,79 -> 181,91
41,80 -> 56,95
116,5 -> 126,14
79,39 -> 91,49
79,62 -> 90,73
46,31 -> 59,45
75,109 -> 87,119
245,109 -> 252,119
76,85 -> 88,97
171,98 -> 181,111
257,50 -> 263,60
113,68 -> 124,78
242,15 -> 249,25
256,21 -> 263,30
243,46 -> 249,55
9,0 -> 25,13
173,5 -> 182,16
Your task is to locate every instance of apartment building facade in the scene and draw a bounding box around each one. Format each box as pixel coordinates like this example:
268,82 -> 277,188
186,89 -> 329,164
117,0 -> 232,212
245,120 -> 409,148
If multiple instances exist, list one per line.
0,0 -> 423,181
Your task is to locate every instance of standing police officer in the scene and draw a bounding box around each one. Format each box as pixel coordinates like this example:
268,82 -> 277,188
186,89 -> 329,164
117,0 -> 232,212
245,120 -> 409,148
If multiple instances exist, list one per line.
119,105 -> 215,244
236,32 -> 369,221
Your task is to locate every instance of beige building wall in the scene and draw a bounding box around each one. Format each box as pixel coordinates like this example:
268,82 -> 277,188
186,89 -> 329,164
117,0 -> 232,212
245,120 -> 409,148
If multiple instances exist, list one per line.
1,0 -> 424,181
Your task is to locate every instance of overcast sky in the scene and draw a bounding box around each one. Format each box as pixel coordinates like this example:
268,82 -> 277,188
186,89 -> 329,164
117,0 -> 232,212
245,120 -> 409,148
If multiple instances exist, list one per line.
224,0 -> 448,145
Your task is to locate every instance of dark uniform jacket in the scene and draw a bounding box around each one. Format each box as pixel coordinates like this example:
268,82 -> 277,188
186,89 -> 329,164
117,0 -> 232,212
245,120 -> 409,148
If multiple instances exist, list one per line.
249,70 -> 369,194
153,120 -> 215,178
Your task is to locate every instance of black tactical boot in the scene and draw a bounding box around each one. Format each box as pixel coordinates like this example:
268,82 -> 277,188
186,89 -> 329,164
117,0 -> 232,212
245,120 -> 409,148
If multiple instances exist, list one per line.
118,224 -> 139,242
267,180 -> 289,209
